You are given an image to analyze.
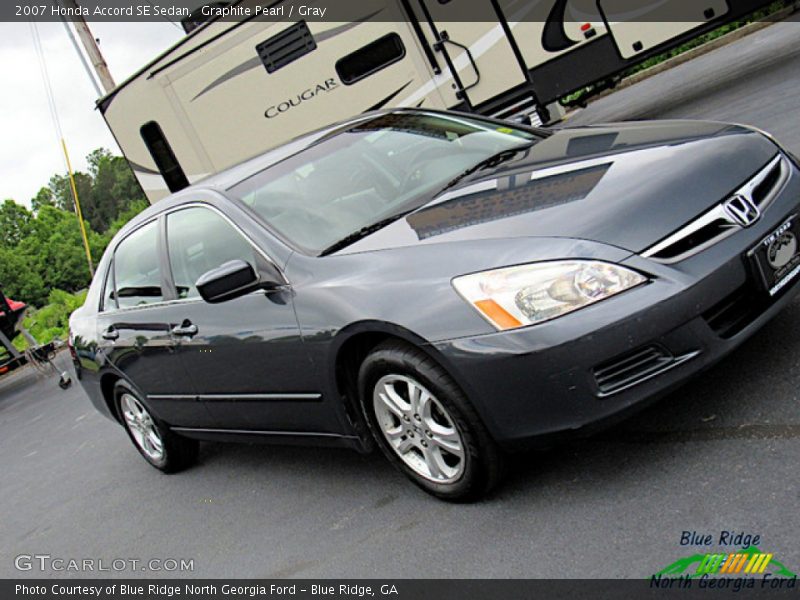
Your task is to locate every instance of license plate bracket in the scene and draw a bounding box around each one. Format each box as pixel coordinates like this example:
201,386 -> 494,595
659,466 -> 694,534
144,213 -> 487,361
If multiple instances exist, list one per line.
748,214 -> 800,297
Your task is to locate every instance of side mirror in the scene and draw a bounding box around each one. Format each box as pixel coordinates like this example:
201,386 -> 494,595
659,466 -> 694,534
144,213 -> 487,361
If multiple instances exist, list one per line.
195,260 -> 267,304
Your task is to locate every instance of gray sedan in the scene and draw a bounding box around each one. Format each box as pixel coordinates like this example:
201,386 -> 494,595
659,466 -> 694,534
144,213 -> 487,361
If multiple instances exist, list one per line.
69,109 -> 800,500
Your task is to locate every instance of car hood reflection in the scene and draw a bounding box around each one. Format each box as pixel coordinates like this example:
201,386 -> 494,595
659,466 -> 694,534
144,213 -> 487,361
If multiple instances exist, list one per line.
340,121 -> 778,254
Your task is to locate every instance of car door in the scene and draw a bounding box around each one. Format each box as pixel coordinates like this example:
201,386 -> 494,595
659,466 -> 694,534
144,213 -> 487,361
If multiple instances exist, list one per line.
163,203 -> 326,432
96,217 -> 212,427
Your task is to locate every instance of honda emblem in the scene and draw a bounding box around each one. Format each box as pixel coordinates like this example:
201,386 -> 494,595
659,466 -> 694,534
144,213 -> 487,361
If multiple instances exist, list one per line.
723,194 -> 761,228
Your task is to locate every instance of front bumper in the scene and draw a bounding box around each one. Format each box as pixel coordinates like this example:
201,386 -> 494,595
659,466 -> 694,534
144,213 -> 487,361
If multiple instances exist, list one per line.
433,154 -> 800,450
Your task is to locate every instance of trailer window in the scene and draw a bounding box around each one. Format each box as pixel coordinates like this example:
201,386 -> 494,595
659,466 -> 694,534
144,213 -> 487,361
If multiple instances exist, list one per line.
336,33 -> 406,85
140,121 -> 189,193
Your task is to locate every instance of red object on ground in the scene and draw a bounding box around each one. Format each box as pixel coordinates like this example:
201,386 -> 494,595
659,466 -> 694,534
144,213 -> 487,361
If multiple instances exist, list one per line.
0,299 -> 26,316
0,296 -> 27,340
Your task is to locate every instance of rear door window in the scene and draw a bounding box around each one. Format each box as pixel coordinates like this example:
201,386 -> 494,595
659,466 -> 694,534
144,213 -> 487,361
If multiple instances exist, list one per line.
107,220 -> 164,310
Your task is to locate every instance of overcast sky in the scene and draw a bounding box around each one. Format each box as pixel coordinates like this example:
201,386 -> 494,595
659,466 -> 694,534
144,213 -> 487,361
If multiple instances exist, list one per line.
1,21 -> 184,207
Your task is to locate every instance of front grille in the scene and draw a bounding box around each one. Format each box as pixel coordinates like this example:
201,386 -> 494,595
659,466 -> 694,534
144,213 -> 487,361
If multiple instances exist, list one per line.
593,345 -> 676,395
643,154 -> 790,263
702,285 -> 765,339
256,21 -> 316,74
751,160 -> 783,209
646,219 -> 735,262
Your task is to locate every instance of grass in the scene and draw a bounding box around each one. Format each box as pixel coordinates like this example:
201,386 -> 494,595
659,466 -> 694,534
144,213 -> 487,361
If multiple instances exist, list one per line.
11,289 -> 87,351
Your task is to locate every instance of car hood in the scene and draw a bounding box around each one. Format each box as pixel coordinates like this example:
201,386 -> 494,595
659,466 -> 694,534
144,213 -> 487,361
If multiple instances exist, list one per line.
340,120 -> 778,255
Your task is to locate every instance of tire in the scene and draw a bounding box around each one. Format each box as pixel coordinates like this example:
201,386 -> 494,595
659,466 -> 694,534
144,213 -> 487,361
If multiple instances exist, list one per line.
114,380 -> 199,473
358,340 -> 504,501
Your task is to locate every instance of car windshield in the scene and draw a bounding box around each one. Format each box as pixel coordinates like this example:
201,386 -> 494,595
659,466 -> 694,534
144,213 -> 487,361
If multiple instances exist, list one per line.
228,112 -> 541,255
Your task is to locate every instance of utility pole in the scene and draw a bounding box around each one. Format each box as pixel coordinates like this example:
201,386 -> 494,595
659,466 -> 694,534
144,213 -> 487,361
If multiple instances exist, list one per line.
58,16 -> 103,97
57,0 -> 116,94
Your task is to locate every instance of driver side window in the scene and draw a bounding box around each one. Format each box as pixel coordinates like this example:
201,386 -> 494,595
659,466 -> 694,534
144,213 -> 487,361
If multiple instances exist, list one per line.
166,207 -> 259,300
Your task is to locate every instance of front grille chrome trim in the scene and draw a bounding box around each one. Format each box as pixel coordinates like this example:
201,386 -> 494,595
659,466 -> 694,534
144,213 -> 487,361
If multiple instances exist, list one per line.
642,154 -> 790,263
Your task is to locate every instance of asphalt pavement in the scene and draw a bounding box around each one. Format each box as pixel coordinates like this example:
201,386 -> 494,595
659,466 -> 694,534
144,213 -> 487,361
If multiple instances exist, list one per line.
2,15 -> 800,579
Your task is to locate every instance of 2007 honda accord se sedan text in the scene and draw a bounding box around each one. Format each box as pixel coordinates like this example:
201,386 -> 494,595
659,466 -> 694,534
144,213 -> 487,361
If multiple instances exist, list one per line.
69,109 -> 800,500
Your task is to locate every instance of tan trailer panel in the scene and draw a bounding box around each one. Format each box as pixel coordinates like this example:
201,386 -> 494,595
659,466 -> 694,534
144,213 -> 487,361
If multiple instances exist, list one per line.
166,20 -> 438,173
413,0 -> 528,107
598,0 -> 729,59
498,0 -> 609,71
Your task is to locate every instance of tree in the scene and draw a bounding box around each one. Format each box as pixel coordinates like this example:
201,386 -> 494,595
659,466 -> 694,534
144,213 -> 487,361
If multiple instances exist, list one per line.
87,148 -> 146,232
16,206 -> 108,295
0,199 -> 32,247
0,147 -> 147,307
47,172 -> 94,218
0,245 -> 46,306
30,187 -> 56,212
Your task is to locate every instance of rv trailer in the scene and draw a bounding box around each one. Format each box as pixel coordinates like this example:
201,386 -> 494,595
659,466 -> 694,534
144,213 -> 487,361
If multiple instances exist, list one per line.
98,0 -> 774,203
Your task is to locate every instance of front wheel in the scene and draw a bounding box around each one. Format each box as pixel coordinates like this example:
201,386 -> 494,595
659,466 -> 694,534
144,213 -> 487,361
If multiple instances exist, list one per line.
358,341 -> 504,501
115,381 -> 198,473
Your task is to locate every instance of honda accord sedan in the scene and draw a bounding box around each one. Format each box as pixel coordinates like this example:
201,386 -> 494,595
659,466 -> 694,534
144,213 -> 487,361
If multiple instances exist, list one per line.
69,109 -> 800,500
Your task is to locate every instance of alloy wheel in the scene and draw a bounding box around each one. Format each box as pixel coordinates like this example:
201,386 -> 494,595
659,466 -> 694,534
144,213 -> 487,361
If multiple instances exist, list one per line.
372,374 -> 465,483
120,393 -> 165,462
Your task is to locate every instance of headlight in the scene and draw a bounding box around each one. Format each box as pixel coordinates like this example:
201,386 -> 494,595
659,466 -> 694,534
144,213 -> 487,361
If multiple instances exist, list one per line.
452,260 -> 647,331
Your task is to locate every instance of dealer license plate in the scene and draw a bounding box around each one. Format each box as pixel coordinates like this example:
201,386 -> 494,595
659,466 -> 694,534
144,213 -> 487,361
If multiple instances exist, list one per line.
749,215 -> 800,296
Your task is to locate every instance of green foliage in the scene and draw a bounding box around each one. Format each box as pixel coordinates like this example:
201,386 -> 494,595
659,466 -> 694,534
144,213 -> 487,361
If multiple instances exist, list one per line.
12,289 -> 88,351
0,199 -> 33,247
106,199 -> 150,237
15,205 -> 109,297
31,186 -> 55,212
1,147 -> 147,310
0,245 -> 46,306
43,148 -> 146,233
48,172 -> 93,214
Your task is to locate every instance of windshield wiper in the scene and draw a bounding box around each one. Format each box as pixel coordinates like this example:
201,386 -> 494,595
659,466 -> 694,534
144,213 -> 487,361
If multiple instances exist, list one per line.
320,211 -> 414,256
319,142 -> 538,256
439,142 -> 538,195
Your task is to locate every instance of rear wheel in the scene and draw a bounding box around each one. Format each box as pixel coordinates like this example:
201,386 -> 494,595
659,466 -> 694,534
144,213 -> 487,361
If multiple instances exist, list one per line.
115,381 -> 198,473
358,341 -> 504,501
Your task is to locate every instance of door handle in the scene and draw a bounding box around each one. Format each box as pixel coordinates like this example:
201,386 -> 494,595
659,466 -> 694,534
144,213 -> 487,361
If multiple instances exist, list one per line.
102,327 -> 119,341
433,30 -> 481,100
171,320 -> 198,337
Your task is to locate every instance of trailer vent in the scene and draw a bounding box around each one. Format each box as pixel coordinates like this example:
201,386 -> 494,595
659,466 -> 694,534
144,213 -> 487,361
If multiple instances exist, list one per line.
256,21 -> 316,74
